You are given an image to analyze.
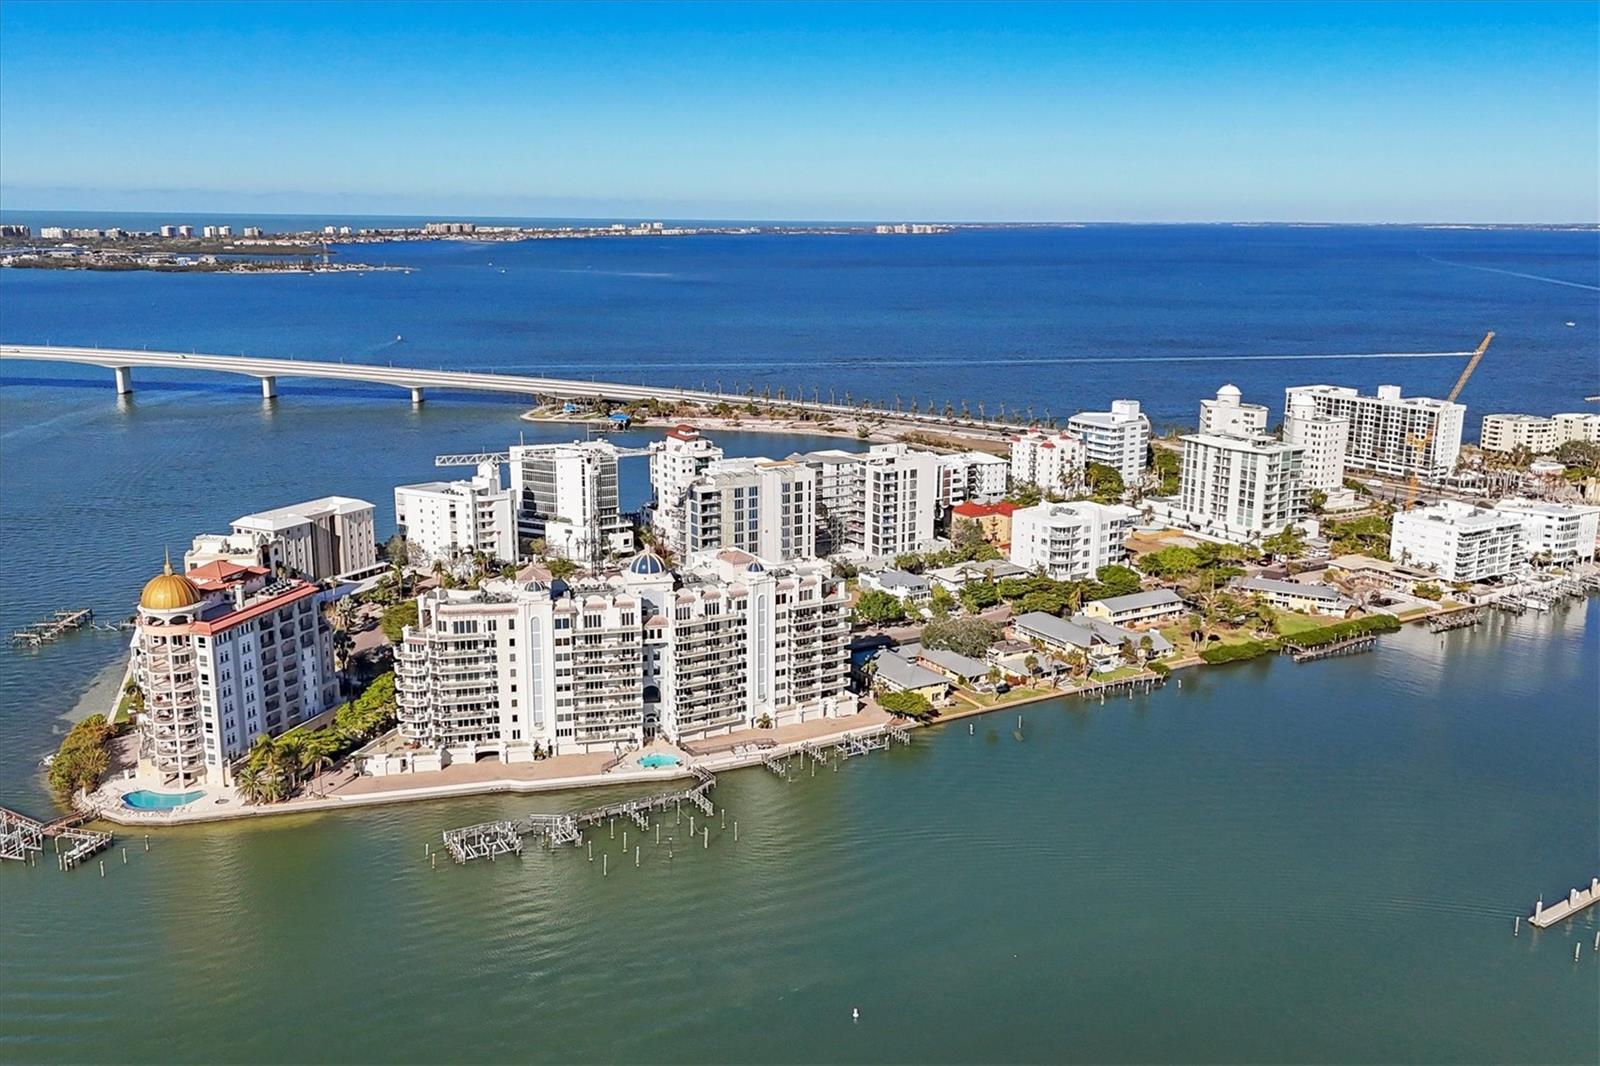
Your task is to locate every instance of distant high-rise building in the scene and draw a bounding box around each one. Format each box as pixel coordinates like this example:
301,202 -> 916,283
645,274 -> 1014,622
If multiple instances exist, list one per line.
507,441 -> 634,562
1283,392 -> 1350,493
1178,433 -> 1307,539
1284,384 -> 1464,478
1198,384 -> 1269,438
394,461 -> 517,564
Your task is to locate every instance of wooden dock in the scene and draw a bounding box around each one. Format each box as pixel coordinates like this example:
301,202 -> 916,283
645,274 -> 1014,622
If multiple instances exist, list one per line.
0,806 -> 112,869
1285,635 -> 1377,663
1428,608 -> 1485,633
1073,673 -> 1166,699
1529,877 -> 1600,929
439,726 -> 913,864
9,607 -> 93,647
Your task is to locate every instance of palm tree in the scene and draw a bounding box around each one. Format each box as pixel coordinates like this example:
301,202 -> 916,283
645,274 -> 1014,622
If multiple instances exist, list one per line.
300,733 -> 340,797
233,764 -> 267,805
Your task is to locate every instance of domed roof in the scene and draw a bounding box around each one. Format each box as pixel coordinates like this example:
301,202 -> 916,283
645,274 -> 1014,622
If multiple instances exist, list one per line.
140,552 -> 202,611
1217,384 -> 1242,401
745,560 -> 766,573
626,550 -> 667,576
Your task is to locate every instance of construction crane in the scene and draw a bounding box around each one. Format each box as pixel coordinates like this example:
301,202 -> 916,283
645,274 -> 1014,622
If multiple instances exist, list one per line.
1403,330 -> 1494,509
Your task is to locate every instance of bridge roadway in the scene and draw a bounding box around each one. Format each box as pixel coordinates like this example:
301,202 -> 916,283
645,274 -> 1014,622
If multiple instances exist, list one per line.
0,344 -> 987,431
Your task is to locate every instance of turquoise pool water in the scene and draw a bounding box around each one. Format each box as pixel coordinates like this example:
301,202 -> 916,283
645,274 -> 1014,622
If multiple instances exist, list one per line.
637,754 -> 680,769
121,789 -> 204,810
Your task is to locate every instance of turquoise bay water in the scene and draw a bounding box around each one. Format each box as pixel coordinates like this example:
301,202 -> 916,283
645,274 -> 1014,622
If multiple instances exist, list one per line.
2,604 -> 1596,1063
1,227 -> 1597,1062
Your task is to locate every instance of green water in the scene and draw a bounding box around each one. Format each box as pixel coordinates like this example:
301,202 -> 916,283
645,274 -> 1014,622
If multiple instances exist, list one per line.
2,605 -> 1597,1063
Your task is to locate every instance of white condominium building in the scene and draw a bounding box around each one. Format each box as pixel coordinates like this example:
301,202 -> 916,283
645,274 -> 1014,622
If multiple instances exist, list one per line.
648,425 -> 724,552
394,461 -> 517,565
1553,413 -> 1600,444
1282,392 -> 1350,493
394,549 -> 853,756
508,440 -> 634,563
1492,498 -> 1599,566
1284,384 -> 1464,478
1481,412 -> 1600,453
1008,500 -> 1140,580
858,444 -> 938,558
792,449 -> 864,557
229,495 -> 379,581
682,457 -> 817,562
1010,427 -> 1087,494
936,451 -> 1009,508
1198,385 -> 1269,438
1389,500 -> 1524,582
1480,414 -> 1558,455
1177,433 -> 1307,539
1067,400 -> 1150,485
133,557 -> 337,787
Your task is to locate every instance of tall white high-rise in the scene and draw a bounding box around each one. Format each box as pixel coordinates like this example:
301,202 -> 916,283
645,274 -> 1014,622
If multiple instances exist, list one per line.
1389,501 -> 1523,582
1198,385 -> 1269,438
681,457 -> 818,562
394,461 -> 517,564
1284,384 -> 1464,478
1009,427 -> 1087,495
1177,433 -> 1307,539
648,425 -> 724,552
1282,392 -> 1350,493
1008,501 -> 1140,580
507,441 -> 634,563
393,549 -> 854,755
133,556 -> 337,786
1067,400 -> 1150,485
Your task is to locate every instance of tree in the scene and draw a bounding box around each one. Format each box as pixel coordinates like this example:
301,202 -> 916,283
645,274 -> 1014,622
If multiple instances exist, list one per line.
1085,462 -> 1125,501
1307,489 -> 1328,515
921,616 -> 1000,658
853,589 -> 907,626
1024,653 -> 1040,675
546,556 -> 579,581
960,579 -> 1001,613
928,585 -> 957,618
1089,564 -> 1143,601
1150,448 -> 1180,495
232,764 -> 268,805
1261,525 -> 1308,560
299,731 -> 341,796
1140,546 -> 1200,579
48,714 -> 113,800
877,689 -> 935,720
381,600 -> 419,642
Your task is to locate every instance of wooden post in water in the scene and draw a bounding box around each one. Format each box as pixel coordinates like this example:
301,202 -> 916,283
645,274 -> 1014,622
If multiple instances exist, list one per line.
703,827 -> 708,849
144,835 -> 149,852
603,853 -> 608,877
734,821 -> 739,842
588,839 -> 593,861
122,848 -> 127,864
1514,915 -> 1520,936
635,846 -> 640,867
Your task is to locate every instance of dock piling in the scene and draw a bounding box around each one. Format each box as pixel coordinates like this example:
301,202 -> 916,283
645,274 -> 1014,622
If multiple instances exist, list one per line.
703,827 -> 708,849
1514,915 -> 1520,936
635,846 -> 640,867
603,853 -> 608,877
734,821 -> 738,842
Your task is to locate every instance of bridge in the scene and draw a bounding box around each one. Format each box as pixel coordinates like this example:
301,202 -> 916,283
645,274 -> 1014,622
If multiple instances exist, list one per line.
0,343 -> 983,429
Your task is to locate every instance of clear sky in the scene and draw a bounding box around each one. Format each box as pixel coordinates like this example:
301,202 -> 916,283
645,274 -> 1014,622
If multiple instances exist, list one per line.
1,1 -> 1595,222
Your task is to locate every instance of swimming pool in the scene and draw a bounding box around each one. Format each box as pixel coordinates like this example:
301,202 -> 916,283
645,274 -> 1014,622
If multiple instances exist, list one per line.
637,754 -> 680,769
121,789 -> 205,810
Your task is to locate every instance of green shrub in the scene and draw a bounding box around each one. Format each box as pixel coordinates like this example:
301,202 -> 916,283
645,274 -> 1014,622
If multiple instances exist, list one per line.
1199,640 -> 1276,665
878,689 -> 937,720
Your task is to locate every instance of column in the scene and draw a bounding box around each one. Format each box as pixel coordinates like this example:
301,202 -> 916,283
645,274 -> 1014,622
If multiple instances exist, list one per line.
260,376 -> 277,400
410,387 -> 425,406
113,366 -> 133,394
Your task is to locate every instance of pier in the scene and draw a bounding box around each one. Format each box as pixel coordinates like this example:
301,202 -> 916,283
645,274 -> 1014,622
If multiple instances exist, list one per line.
9,607 -> 93,646
1427,608 -> 1485,633
1073,674 -> 1166,699
0,806 -> 112,869
1284,635 -> 1377,663
1529,877 -> 1600,929
438,728 -> 910,865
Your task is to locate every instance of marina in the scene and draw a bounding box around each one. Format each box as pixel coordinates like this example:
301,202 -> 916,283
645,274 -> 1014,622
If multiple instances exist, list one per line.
0,805 -> 112,869
9,606 -> 92,646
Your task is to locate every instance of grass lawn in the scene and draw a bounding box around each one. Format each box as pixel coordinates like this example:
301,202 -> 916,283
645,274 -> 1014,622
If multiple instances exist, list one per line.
1160,624 -> 1268,655
1396,607 -> 1431,621
112,692 -> 134,726
959,683 -> 1057,707
1273,612 -> 1327,637
1092,665 -> 1146,681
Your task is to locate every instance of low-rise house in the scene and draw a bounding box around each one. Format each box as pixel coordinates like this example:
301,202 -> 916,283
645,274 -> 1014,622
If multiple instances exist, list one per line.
949,500 -> 1018,549
1069,615 -> 1175,661
927,558 -> 1029,593
915,647 -> 990,685
986,639 -> 1038,680
1233,575 -> 1354,617
859,568 -> 933,605
1011,611 -> 1171,673
1079,588 -> 1186,628
867,650 -> 952,703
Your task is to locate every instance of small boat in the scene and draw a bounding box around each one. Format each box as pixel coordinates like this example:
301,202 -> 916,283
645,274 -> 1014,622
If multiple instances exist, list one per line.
1566,321 -> 1576,327
395,334 -> 403,342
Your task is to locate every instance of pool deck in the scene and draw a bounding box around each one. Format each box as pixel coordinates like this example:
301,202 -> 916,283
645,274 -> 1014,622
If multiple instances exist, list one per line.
78,708 -> 901,827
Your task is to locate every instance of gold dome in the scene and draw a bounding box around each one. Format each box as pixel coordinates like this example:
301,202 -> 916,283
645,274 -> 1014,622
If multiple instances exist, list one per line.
140,552 -> 202,611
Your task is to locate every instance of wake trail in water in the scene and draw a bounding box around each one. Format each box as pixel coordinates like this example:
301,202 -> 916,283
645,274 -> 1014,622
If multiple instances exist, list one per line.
1424,255 -> 1600,292
460,351 -> 1476,373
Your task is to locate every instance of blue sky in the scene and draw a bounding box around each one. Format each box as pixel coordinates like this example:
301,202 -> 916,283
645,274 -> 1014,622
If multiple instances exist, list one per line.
1,1 -> 1595,222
